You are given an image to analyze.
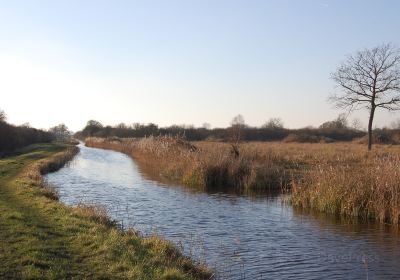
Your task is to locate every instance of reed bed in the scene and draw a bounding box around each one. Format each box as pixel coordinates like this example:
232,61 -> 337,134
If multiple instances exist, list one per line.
86,137 -> 290,192
291,153 -> 400,225
237,142 -> 400,225
87,137 -> 400,225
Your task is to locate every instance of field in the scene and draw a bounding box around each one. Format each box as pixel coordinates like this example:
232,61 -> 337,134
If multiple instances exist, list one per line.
86,137 -> 400,226
0,142 -> 210,279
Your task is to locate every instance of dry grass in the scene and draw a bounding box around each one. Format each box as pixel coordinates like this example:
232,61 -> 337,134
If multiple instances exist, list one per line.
291,151 -> 400,225
237,142 -> 400,225
87,137 -> 400,225
74,203 -> 117,227
86,136 -> 290,193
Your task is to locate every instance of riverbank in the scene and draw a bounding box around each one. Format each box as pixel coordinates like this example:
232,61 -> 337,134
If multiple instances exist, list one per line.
86,137 -> 400,225
0,142 -> 210,279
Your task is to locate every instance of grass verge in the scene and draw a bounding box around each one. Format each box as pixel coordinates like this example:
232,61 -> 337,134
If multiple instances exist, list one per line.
0,142 -> 211,279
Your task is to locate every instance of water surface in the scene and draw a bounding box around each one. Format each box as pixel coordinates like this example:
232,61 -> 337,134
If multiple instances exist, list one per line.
46,144 -> 400,279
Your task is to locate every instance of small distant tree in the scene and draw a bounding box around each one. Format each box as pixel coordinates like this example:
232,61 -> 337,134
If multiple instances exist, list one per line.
202,122 -> 211,130
319,113 -> 348,129
116,123 -> 127,129
83,120 -> 103,136
351,118 -> 364,131
143,123 -> 158,136
87,120 -> 103,128
331,43 -> 400,150
262,117 -> 284,129
0,109 -> 6,122
131,122 -> 141,130
49,124 -> 72,140
229,114 -> 246,157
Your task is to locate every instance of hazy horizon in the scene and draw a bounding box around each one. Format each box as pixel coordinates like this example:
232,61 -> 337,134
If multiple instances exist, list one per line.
1,0 -> 400,131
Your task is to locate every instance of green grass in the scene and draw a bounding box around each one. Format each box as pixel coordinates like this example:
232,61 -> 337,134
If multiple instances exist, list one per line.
0,142 -> 210,279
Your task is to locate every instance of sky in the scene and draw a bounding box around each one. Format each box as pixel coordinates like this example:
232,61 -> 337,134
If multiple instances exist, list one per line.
1,0 -> 400,131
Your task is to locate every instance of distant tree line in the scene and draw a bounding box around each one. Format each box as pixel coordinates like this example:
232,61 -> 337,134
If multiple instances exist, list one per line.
0,109 -> 53,155
74,115 -> 370,143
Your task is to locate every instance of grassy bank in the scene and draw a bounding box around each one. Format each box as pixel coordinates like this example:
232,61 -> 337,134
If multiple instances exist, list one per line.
86,137 -> 400,225
0,142 -> 210,279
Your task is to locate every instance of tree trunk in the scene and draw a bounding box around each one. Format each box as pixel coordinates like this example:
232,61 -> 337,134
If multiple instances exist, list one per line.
367,106 -> 376,151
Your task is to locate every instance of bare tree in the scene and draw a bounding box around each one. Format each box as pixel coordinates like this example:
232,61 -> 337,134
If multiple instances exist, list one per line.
331,43 -> 400,150
49,123 -> 72,140
262,117 -> 284,129
202,122 -> 211,130
83,120 -> 104,136
230,114 -> 246,157
351,118 -> 364,131
0,109 -> 6,122
319,113 -> 348,129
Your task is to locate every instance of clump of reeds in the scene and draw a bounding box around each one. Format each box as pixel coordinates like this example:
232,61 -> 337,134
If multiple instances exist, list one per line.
74,203 -> 117,227
292,153 -> 400,225
41,180 -> 60,200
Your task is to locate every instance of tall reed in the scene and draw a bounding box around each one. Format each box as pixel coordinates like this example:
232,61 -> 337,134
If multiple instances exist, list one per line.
292,153 -> 400,225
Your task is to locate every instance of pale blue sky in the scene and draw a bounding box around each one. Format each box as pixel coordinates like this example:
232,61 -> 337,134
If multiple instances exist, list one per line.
1,0 -> 399,131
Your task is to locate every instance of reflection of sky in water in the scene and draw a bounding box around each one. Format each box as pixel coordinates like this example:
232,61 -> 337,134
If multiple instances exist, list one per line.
46,144 -> 400,279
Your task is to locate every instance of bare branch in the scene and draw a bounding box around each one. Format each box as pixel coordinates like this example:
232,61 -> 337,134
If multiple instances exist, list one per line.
331,43 -> 400,150
331,43 -> 400,111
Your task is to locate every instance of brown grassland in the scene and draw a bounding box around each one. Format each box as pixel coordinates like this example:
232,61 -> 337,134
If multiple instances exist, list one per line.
86,136 -> 400,226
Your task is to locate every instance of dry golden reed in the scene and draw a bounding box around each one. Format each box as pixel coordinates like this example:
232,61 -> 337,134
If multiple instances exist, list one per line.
86,136 -> 289,192
292,153 -> 400,225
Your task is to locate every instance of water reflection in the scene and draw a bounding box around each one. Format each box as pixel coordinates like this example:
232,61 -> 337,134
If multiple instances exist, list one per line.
46,143 -> 400,279
133,154 -> 284,200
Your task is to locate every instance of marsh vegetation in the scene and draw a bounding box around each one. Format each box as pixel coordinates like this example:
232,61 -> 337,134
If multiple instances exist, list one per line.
47,140 -> 400,279
1,42 -> 400,279
86,136 -> 400,226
